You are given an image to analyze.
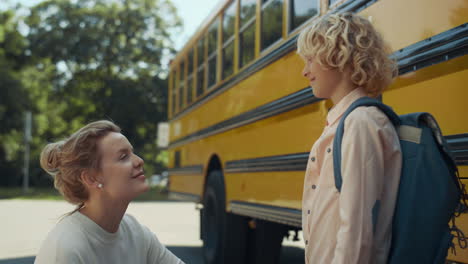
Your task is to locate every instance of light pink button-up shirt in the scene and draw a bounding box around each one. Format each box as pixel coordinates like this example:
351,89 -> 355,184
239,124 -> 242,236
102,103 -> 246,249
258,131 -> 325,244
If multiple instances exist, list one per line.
302,87 -> 402,264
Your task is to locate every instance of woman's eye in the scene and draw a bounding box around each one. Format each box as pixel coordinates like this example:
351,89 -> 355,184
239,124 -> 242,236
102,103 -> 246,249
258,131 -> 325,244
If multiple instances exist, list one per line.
120,154 -> 127,160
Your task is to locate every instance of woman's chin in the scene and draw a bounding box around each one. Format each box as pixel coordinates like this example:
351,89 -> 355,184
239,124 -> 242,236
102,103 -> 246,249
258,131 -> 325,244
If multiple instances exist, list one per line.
139,182 -> 150,193
130,182 -> 151,200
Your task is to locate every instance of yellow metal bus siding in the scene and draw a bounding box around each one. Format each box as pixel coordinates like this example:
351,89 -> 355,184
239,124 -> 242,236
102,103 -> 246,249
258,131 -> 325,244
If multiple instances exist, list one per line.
167,0 -> 468,261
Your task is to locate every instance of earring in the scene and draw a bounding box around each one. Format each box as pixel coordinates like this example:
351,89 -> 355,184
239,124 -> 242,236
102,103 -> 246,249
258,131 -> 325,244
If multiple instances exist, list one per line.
97,183 -> 103,188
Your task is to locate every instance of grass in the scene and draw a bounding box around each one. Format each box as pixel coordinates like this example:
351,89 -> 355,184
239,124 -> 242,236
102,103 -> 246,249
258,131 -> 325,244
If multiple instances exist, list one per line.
0,187 -> 63,200
0,186 -> 169,201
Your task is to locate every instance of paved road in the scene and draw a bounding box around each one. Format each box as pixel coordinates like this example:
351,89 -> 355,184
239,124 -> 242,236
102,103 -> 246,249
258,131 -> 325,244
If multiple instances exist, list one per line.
0,200 -> 305,264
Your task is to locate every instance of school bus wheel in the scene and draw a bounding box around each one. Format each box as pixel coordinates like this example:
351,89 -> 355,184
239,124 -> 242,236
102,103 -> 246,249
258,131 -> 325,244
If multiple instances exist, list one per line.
201,170 -> 248,264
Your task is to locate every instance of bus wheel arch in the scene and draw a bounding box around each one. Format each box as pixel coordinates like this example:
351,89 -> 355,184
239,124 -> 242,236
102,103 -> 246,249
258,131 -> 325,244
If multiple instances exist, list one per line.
202,154 -> 223,201
200,154 -> 248,264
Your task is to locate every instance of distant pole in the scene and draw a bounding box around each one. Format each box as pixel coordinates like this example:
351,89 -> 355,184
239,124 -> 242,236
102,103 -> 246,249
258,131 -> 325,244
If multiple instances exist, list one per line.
23,111 -> 32,194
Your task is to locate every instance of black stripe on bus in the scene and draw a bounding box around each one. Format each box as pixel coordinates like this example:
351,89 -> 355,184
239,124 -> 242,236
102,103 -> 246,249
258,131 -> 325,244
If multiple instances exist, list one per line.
168,165 -> 204,175
168,25 -> 468,149
170,88 -> 321,148
225,152 -> 309,173
331,0 -> 379,14
446,133 -> 468,166
168,191 -> 201,202
392,23 -> 468,75
223,134 -> 467,173
230,201 -> 302,228
170,0 -> 379,122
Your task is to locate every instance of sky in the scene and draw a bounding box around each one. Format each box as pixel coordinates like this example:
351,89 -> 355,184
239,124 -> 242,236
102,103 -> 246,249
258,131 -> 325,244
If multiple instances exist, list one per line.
171,0 -> 219,50
0,0 -> 220,51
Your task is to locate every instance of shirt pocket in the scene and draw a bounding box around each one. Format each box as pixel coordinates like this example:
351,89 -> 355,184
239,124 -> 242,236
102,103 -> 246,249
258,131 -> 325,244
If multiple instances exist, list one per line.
316,148 -> 337,190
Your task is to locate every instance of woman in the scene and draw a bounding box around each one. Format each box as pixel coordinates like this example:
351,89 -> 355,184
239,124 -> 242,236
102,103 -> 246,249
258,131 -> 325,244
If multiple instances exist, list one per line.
35,120 -> 184,264
297,13 -> 402,264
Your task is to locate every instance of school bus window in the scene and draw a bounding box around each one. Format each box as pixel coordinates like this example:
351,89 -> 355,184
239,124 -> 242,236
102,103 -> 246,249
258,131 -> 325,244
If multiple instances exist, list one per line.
208,19 -> 219,56
174,150 -> 181,168
188,48 -> 194,75
240,24 -> 255,68
169,71 -> 174,116
289,0 -> 318,32
178,60 -> 185,109
239,0 -> 256,68
240,0 -> 256,26
223,2 -> 236,40
172,70 -> 177,113
223,2 -> 236,79
208,55 -> 217,88
197,37 -> 206,97
261,0 -> 283,51
197,37 -> 205,66
187,49 -> 194,105
207,18 -> 219,88
197,66 -> 205,97
223,42 -> 235,79
187,75 -> 194,105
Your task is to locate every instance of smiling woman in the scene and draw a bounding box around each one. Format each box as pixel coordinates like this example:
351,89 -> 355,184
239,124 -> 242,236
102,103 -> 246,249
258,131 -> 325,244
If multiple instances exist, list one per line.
35,120 -> 184,264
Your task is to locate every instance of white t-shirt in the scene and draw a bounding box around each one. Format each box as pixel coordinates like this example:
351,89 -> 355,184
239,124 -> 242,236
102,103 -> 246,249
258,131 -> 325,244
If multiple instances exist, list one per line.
34,211 -> 184,264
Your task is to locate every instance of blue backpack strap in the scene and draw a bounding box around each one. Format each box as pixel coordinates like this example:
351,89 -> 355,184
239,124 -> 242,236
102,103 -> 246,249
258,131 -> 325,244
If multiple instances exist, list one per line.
333,97 -> 400,192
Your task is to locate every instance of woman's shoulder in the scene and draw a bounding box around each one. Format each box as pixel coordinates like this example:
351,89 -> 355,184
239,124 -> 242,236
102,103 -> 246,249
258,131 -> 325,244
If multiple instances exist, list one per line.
121,213 -> 158,237
121,213 -> 144,231
47,214 -> 92,247
47,214 -> 87,239
35,214 -> 89,263
120,213 -> 162,248
121,213 -> 151,237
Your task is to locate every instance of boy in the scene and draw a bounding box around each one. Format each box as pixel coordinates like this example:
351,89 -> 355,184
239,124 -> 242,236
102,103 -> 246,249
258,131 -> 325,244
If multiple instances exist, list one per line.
297,13 -> 402,264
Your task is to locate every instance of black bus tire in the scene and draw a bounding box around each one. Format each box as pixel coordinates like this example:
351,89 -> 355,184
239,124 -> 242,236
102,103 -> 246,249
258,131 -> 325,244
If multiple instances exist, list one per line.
202,170 -> 248,264
246,219 -> 287,264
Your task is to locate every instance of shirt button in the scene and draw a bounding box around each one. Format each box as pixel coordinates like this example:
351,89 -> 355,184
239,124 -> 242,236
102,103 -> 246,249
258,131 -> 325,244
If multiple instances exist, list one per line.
311,157 -> 315,162
307,210 -> 310,214
306,240 -> 308,245
327,148 -> 331,153
312,184 -> 317,190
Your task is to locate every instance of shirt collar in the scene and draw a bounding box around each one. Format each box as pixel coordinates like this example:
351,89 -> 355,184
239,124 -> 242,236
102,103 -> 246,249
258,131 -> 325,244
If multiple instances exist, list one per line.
326,87 -> 367,127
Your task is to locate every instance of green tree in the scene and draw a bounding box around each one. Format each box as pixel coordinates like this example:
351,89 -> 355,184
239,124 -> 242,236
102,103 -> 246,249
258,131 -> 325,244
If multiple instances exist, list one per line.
0,0 -> 181,186
0,7 -> 69,186
25,0 -> 181,178
0,9 -> 32,186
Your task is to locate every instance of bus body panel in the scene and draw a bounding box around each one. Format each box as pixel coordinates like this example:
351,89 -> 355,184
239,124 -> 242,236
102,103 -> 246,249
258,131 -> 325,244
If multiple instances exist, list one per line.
167,0 -> 468,261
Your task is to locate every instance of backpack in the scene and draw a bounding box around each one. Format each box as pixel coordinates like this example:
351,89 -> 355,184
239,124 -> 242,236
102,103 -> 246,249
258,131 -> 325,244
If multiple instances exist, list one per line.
332,96 -> 467,264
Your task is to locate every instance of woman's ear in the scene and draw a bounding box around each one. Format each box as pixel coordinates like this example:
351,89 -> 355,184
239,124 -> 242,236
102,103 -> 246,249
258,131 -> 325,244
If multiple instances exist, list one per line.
80,170 -> 102,189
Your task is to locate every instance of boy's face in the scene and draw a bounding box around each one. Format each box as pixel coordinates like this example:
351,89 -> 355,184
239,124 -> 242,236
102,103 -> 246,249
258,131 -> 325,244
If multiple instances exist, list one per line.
301,55 -> 346,99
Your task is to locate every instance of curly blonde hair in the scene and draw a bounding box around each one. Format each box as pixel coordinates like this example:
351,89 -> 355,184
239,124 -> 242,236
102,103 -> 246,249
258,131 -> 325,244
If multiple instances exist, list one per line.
40,120 -> 121,212
297,12 -> 397,97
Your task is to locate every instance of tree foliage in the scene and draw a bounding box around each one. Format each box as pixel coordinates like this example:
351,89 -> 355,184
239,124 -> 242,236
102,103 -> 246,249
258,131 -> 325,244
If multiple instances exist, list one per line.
0,0 -> 181,186
0,9 -> 32,185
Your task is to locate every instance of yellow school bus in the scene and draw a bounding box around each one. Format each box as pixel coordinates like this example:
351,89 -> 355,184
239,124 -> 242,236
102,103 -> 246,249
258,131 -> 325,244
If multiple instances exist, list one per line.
166,0 -> 468,263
